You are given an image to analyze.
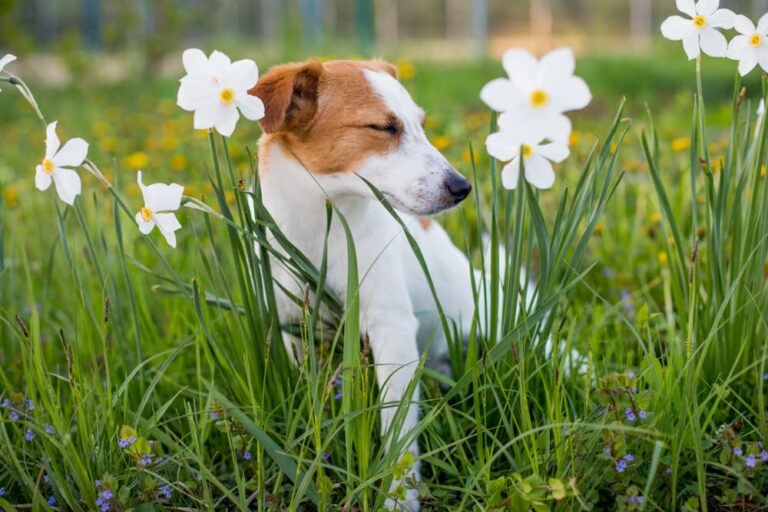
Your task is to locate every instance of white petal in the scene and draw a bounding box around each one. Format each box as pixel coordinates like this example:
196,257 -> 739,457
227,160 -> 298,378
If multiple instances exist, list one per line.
546,114 -> 573,144
738,51 -> 758,75
45,121 -> 60,159
209,50 -> 232,81
138,171 -> 184,213
486,131 -> 518,162
182,48 -> 210,75
696,0 -> 719,17
540,48 -> 575,82
501,48 -> 539,86
214,103 -> 240,137
733,14 -> 756,35
177,75 -> 217,111
501,159 -> 521,190
757,13 -> 768,34
661,16 -> 696,41
51,168 -> 81,205
758,46 -> 768,72
35,165 -> 52,191
700,27 -> 728,57
135,212 -> 155,235
548,76 -> 592,112
727,35 -> 749,59
525,155 -> 556,189
52,138 -> 88,168
683,33 -> 701,59
497,111 -> 534,142
480,78 -> 519,112
227,59 -> 260,92
537,142 -> 570,163
709,9 -> 735,29
154,212 -> 182,248
193,102 -> 218,130
236,94 -> 265,121
0,54 -> 16,71
677,0 -> 696,17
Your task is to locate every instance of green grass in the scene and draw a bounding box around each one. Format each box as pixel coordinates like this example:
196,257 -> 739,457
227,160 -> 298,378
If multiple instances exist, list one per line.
1,53 -> 768,510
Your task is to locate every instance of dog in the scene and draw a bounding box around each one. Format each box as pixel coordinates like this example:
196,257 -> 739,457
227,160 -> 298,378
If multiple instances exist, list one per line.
250,59 -> 484,511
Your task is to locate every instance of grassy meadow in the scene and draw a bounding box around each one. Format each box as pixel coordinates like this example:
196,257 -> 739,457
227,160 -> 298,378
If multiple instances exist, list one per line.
1,51 -> 768,510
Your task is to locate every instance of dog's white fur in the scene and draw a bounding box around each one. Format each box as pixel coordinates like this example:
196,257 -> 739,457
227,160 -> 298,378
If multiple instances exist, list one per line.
258,66 -> 483,511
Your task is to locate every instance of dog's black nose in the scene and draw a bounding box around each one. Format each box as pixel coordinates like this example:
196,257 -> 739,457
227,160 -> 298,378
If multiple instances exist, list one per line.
445,173 -> 472,202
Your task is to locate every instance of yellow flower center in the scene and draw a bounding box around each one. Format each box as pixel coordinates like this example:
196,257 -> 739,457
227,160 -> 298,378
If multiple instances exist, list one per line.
750,33 -> 763,47
140,207 -> 153,222
530,89 -> 549,108
219,88 -> 235,104
522,144 -> 533,158
692,15 -> 707,28
42,158 -> 55,174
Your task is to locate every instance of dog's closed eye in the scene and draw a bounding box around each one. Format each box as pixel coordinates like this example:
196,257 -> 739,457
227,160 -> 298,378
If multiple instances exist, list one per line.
365,123 -> 399,134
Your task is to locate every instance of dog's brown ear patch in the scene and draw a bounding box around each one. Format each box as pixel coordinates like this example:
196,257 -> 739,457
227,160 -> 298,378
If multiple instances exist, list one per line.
249,60 -> 323,134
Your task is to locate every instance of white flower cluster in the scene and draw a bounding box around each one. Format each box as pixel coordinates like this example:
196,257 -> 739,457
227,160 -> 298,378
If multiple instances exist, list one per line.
0,49 -> 265,248
661,0 -> 768,76
480,48 -> 591,190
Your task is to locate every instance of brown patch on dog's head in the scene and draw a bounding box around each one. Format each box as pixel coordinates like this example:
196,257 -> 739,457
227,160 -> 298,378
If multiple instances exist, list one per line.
250,59 -> 404,174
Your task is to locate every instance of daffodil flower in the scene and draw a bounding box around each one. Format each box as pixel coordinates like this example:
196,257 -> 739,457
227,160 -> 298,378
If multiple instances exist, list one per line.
0,54 -> 16,91
661,0 -> 735,60
35,121 -> 88,205
486,130 -> 569,190
480,47 -> 591,144
135,171 -> 183,248
727,14 -> 768,75
176,49 -> 265,137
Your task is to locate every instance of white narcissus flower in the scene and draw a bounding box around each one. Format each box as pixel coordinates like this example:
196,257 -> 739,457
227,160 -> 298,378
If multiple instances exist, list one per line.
486,130 -> 569,190
727,14 -> 768,75
660,0 -> 735,60
480,47 -> 591,144
35,121 -> 88,205
176,49 -> 265,137
135,171 -> 184,248
0,54 -> 17,92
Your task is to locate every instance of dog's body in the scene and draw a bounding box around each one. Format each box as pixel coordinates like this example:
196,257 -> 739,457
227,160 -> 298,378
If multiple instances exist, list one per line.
252,60 -> 481,510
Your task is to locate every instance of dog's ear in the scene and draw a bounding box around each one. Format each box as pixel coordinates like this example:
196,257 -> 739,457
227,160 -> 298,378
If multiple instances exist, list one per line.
249,61 -> 323,134
366,59 -> 399,79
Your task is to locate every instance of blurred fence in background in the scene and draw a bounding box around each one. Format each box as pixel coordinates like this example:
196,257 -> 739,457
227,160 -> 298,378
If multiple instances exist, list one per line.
2,0 -> 768,60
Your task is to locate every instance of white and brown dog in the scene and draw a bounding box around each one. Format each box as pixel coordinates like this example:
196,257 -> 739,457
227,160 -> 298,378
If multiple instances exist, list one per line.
250,60 -> 484,510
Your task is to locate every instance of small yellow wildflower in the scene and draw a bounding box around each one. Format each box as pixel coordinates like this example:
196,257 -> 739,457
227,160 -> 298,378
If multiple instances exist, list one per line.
432,136 -> 452,151
125,151 -> 149,170
396,59 -> 415,80
170,154 -> 188,171
658,252 -> 669,265
671,137 -> 691,152
4,186 -> 19,208
594,222 -> 604,235
569,131 -> 581,147
649,212 -> 662,224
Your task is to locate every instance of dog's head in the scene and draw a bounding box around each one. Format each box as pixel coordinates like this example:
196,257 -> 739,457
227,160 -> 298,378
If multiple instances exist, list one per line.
250,59 -> 471,215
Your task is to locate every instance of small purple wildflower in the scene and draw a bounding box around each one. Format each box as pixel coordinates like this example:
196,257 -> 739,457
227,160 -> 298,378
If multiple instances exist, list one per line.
44,424 -> 54,435
241,450 -> 252,460
95,480 -> 102,488
665,466 -> 672,474
1,399 -> 9,408
625,407 -> 636,422
118,436 -> 137,449
746,454 -> 757,468
638,410 -> 647,420
764,372 -> 768,380
95,487 -> 113,511
47,495 -> 56,506
603,446 -> 612,456
44,474 -> 50,484
602,267 -> 615,279
210,411 -> 220,420
627,371 -> 634,380
0,487 -> 6,496
636,496 -> 644,504
761,450 -> 768,462
139,453 -> 154,466
9,410 -> 19,421
615,459 -> 628,473
159,484 -> 172,499
733,447 -> 743,456
25,428 -> 35,441
322,452 -> 330,461
631,387 -> 638,394
25,399 -> 34,411
624,453 -> 634,462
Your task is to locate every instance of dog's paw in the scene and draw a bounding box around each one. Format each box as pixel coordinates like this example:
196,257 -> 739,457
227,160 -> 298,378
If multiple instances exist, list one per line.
384,486 -> 420,511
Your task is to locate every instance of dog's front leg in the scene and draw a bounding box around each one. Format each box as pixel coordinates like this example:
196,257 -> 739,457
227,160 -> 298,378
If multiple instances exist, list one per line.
362,291 -> 422,511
